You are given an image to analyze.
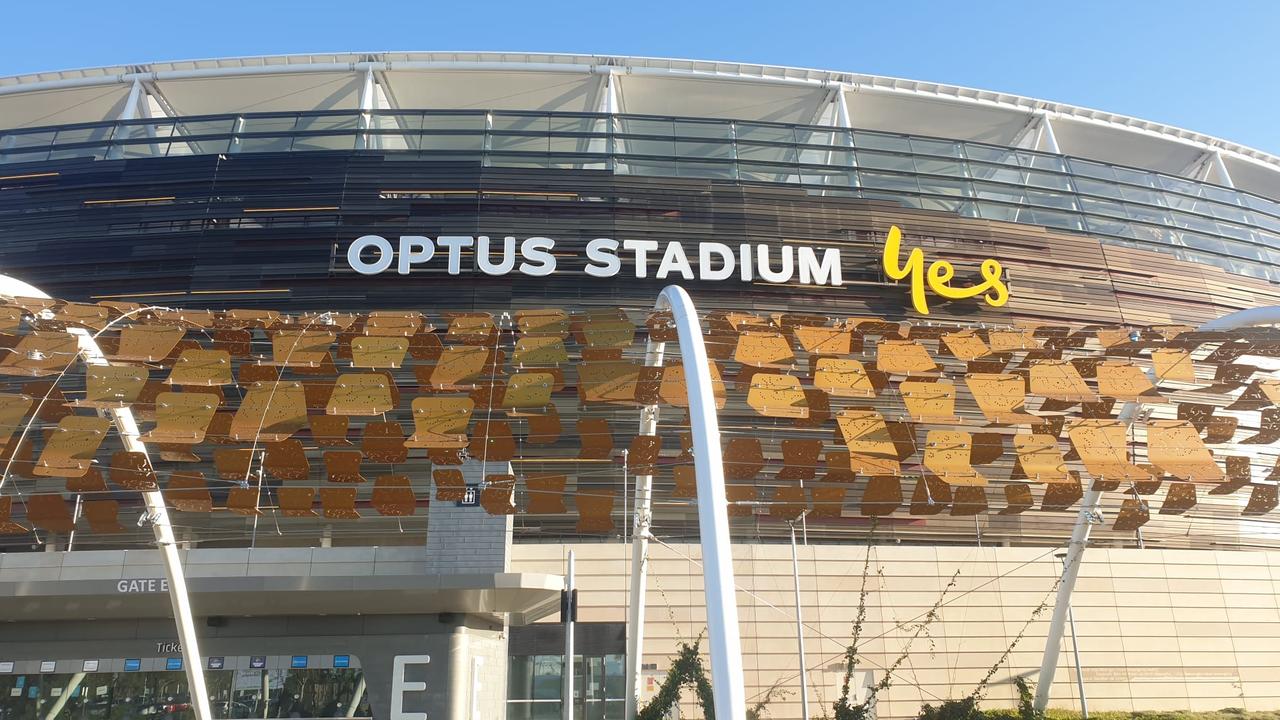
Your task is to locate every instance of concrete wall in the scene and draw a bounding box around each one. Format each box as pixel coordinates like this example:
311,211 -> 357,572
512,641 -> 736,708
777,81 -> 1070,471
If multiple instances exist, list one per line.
511,543 -> 1280,720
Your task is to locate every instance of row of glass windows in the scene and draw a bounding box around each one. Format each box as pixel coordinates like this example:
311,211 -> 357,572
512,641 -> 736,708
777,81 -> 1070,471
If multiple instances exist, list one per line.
3,111 -> 1279,282
0,668 -> 371,719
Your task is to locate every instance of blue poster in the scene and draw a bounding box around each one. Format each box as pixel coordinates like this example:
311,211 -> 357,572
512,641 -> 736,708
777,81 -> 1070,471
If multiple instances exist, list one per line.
332,655 -> 350,668
166,658 -> 183,671
290,656 -> 308,669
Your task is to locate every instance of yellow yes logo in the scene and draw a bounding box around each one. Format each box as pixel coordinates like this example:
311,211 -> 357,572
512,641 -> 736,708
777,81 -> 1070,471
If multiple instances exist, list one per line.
881,225 -> 1009,315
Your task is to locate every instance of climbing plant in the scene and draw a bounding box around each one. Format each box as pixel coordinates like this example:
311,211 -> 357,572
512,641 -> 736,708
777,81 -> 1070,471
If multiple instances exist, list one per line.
636,637 -> 717,720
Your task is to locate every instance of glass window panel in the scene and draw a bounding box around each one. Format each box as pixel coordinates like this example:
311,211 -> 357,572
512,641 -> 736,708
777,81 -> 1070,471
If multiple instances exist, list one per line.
855,150 -> 915,172
1220,238 -> 1264,261
295,114 -> 359,131
1169,210 -> 1219,234
799,168 -> 855,187
621,138 -> 675,157
1118,185 -> 1167,206
422,115 -> 485,131
678,160 -> 738,179
858,170 -> 919,192
1078,195 -> 1127,219
548,116 -> 598,134
973,182 -> 1026,204
620,159 -> 677,177
1024,153 -> 1068,173
549,135 -> 603,154
291,134 -> 357,151
1028,207 -> 1084,231
975,201 -> 1021,222
919,196 -> 966,213
853,132 -> 911,153
963,144 -> 1019,166
1125,204 -> 1173,226
491,134 -> 550,153
419,133 -> 484,151
1156,174 -> 1201,196
735,142 -> 794,163
1066,158 -> 1115,180
1175,231 -> 1227,255
1025,188 -> 1077,210
617,118 -> 674,136
966,161 -> 1023,185
1084,215 -> 1133,237
174,118 -> 236,136
492,115 -> 549,133
233,136 -> 296,153
1023,169 -> 1072,191
371,112 -> 424,131
861,189 -> 922,208
115,141 -> 172,158
674,119 -> 733,139
1205,200 -> 1250,224
912,157 -> 969,178
1111,165 -> 1158,187
916,176 -> 970,197
1199,183 -> 1238,205
46,145 -> 106,161
676,139 -> 735,159
795,128 -> 850,147
1071,176 -> 1125,200
57,125 -> 120,144
797,147 -> 853,167
3,130 -> 58,148
733,123 -> 790,143
910,138 -> 963,158
737,163 -> 794,183
1215,220 -> 1256,243
239,116 -> 300,133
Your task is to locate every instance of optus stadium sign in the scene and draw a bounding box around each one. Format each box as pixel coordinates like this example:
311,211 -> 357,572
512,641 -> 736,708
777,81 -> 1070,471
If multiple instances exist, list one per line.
346,225 -> 1010,314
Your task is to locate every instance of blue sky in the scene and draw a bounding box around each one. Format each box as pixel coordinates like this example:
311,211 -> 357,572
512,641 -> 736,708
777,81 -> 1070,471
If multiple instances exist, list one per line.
4,0 -> 1276,153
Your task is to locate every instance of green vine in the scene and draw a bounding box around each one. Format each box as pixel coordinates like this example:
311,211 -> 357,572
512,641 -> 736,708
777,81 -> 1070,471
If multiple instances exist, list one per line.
636,637 -> 717,720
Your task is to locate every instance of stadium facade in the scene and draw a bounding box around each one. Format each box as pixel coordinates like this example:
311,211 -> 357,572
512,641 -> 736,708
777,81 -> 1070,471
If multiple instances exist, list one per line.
0,52 -> 1278,720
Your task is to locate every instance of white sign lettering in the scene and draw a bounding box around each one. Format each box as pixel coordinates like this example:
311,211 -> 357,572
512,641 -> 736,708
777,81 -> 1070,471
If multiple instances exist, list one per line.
390,654 -> 431,720
116,579 -> 169,593
347,235 -> 843,287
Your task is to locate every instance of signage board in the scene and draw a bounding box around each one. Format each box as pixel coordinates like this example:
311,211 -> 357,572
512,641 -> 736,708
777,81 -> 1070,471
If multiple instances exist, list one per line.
208,657 -> 225,670
333,655 -> 350,669
344,225 -> 1010,315
123,659 -> 141,672
249,656 -> 266,669
166,658 -> 183,671
290,656 -> 308,669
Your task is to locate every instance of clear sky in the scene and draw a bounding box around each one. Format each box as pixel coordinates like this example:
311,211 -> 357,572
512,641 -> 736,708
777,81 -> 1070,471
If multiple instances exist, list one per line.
3,0 -> 1276,153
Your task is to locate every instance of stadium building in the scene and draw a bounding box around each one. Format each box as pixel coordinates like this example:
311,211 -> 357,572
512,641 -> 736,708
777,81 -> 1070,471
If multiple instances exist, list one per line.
0,52 -> 1278,720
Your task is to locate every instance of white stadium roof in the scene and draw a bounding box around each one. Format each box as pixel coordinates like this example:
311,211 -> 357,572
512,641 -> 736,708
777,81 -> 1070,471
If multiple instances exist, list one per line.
0,51 -> 1276,199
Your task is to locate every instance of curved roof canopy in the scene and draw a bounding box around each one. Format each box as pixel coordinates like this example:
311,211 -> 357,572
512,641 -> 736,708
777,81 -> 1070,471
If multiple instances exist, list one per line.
0,51 -> 1275,199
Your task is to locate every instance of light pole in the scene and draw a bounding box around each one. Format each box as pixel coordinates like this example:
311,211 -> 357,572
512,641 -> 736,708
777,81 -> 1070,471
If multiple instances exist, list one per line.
1056,551 -> 1088,719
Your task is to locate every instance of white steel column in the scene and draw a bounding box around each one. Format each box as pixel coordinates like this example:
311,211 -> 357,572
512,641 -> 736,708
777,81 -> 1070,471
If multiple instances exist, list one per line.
1210,151 -> 1236,188
652,285 -> 746,720
789,518 -> 811,720
1035,306 -> 1280,712
563,551 -> 576,720
358,68 -> 376,150
0,274 -> 211,720
625,327 -> 665,720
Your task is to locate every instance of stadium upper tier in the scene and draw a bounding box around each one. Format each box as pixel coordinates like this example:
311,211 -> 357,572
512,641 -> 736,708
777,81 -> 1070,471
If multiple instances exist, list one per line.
1,53 -> 1280,284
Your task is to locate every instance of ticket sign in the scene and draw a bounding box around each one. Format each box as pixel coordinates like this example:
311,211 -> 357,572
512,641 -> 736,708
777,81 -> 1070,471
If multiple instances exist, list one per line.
166,658 -> 183,671
249,656 -> 266,669
39,661 -> 55,673
124,659 -> 142,672
333,655 -> 350,669
0,662 -> 12,674
208,657 -> 225,670
290,656 -> 308,669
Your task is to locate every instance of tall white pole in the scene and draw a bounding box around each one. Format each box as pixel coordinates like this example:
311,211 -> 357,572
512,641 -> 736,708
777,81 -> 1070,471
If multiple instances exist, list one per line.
790,519 -> 811,720
0,275 -> 212,720
626,333 -> 665,720
654,285 -> 746,720
563,550 -> 576,720
1035,306 -> 1280,712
